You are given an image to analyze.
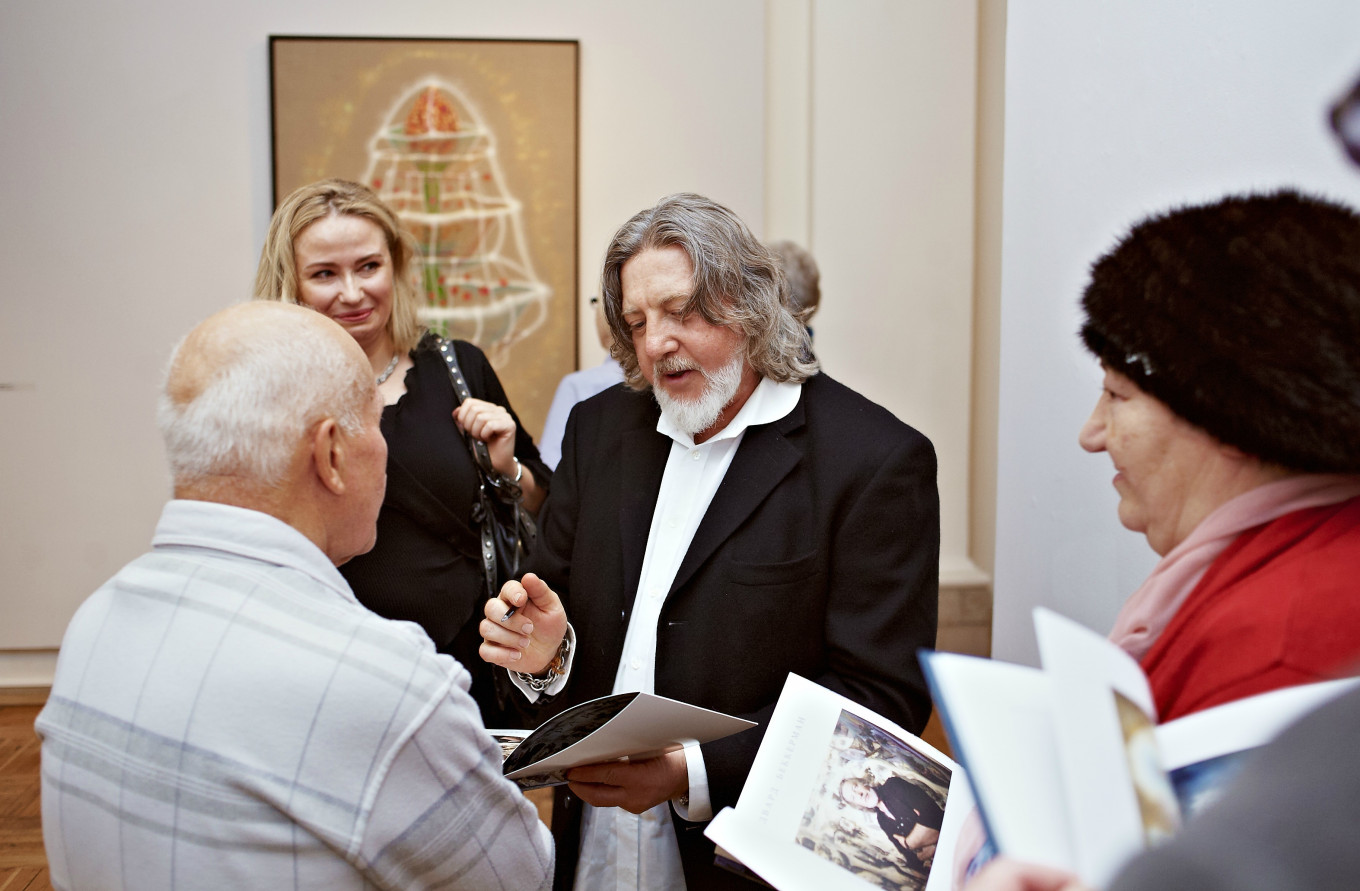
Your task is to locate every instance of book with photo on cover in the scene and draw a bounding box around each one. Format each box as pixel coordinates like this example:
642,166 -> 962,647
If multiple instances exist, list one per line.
705,674 -> 968,891
489,690 -> 755,790
920,607 -> 1360,887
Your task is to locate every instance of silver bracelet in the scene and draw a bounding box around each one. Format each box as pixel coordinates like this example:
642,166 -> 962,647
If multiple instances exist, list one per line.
490,457 -> 523,487
513,636 -> 570,692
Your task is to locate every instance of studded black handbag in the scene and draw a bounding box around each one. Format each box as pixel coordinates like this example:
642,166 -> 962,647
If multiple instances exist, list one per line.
434,336 -> 537,602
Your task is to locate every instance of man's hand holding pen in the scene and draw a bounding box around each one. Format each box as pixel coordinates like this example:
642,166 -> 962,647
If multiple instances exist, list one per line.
479,573 -> 569,675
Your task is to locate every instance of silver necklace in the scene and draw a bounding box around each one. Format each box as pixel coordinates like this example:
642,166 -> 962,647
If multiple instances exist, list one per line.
375,353 -> 400,385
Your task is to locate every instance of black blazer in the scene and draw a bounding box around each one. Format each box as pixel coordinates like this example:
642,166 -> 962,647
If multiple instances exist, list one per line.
529,372 -> 940,888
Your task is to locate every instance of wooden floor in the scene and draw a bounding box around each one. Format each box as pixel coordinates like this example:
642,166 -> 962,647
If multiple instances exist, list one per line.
0,704 -> 48,891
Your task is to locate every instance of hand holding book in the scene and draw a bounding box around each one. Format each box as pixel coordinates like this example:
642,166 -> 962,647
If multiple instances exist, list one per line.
565,748 -> 690,814
492,690 -> 754,791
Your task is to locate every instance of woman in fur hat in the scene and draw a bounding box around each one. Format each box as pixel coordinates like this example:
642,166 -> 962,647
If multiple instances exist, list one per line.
1077,189 -> 1360,722
954,190 -> 1360,891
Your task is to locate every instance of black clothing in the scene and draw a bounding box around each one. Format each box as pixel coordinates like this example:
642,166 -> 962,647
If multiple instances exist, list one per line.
527,374 -> 940,889
875,776 -> 943,869
340,335 -> 549,722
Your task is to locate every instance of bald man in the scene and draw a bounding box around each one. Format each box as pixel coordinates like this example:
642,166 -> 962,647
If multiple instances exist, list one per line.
35,302 -> 552,891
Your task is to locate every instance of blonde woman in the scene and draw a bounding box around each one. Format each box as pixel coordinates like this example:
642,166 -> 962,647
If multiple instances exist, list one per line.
255,179 -> 549,720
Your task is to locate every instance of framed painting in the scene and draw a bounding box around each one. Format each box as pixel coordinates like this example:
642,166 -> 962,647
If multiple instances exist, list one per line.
269,36 -> 579,438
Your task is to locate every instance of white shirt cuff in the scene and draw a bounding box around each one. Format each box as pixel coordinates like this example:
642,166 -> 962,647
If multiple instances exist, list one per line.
672,739 -> 712,822
507,624 -> 576,703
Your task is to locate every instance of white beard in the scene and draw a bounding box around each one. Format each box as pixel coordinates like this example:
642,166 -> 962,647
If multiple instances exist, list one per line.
652,352 -> 746,437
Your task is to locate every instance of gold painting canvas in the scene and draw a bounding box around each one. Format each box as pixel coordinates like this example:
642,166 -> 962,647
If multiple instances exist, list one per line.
270,36 -> 579,437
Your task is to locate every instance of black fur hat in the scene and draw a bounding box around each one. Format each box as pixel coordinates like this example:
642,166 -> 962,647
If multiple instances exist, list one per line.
1080,190 -> 1360,473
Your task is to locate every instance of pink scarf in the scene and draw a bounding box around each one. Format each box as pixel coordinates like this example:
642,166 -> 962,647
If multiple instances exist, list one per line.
1109,474 -> 1360,660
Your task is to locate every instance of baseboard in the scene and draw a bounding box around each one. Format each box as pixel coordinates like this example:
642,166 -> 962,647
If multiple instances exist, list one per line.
0,649 -> 58,697
939,555 -> 991,589
0,685 -> 49,706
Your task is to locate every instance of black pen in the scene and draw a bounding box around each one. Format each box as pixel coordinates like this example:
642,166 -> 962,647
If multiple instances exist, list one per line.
499,603 -> 518,622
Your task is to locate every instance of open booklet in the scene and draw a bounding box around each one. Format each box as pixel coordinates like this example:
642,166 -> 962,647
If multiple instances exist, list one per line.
488,691 -> 755,790
704,674 -> 969,890
921,607 -> 1360,887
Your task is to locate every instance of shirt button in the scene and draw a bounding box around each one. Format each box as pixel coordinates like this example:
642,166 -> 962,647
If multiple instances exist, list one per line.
630,658 -> 642,670
690,450 -> 700,461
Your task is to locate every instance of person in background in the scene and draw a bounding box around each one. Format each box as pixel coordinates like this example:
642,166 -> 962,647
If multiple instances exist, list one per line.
538,295 -> 625,469
481,192 -> 940,889
1328,72 -> 1360,165
769,239 -> 821,331
254,179 -> 550,721
35,302 -> 553,890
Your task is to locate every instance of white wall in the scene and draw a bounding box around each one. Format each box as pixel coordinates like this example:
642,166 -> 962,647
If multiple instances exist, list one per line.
0,0 -> 986,684
762,0 -> 983,585
808,1 -> 981,585
994,1 -> 1360,664
0,0 -> 766,668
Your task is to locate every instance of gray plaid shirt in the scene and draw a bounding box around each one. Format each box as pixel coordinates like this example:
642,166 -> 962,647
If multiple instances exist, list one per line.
36,499 -> 552,890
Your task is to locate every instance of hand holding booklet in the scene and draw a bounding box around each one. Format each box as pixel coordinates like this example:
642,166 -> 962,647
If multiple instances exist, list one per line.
490,690 -> 755,790
705,674 -> 967,891
920,608 -> 1359,887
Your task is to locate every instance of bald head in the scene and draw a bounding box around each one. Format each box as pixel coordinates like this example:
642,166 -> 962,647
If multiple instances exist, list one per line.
159,302 -> 373,494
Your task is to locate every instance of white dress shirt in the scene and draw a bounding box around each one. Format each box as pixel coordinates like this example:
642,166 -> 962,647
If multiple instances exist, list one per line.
574,376 -> 802,891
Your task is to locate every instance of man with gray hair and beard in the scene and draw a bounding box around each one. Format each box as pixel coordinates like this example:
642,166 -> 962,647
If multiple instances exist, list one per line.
36,302 -> 552,890
479,193 -> 940,889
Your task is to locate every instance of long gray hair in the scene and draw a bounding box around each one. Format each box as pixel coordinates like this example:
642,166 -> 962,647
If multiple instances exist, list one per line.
600,193 -> 819,390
